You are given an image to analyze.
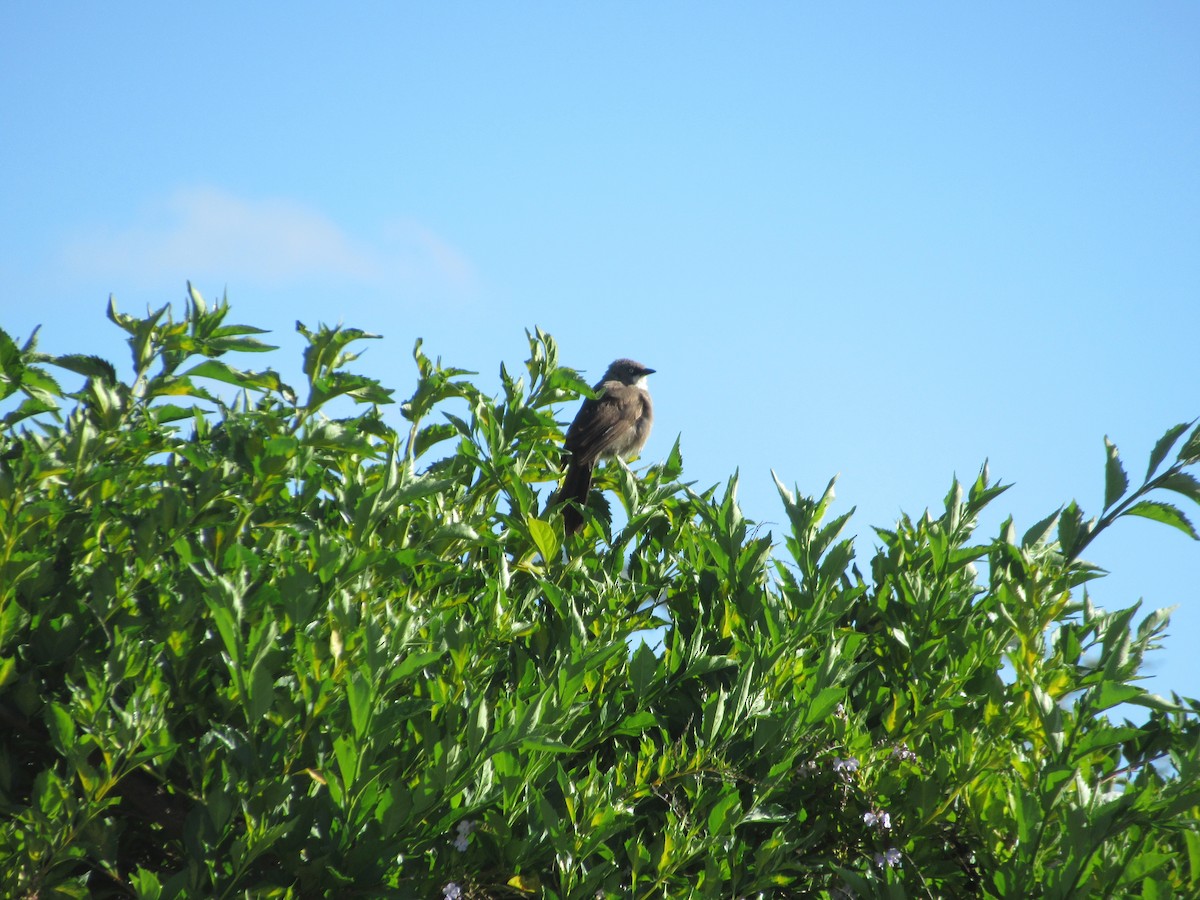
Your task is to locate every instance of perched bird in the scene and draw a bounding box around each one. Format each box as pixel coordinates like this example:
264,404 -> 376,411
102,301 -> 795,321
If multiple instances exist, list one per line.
558,358 -> 655,534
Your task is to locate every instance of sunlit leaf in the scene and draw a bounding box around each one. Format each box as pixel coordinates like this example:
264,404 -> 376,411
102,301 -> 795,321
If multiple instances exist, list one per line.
1103,436 -> 1129,509
1122,500 -> 1198,540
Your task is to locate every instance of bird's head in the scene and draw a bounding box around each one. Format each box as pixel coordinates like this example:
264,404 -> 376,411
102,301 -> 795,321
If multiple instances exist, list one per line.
602,358 -> 655,387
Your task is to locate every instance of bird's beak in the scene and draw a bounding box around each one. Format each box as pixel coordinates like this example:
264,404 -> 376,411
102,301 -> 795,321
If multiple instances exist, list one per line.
643,367 -> 656,375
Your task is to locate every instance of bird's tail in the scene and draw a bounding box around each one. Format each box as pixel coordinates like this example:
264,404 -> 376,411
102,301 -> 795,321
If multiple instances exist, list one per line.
557,458 -> 593,535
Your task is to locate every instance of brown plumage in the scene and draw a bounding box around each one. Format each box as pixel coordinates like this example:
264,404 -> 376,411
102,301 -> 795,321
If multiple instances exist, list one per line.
558,358 -> 655,535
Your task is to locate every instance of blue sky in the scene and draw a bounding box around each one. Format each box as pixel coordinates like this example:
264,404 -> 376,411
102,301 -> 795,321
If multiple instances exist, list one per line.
3,4 -> 1198,698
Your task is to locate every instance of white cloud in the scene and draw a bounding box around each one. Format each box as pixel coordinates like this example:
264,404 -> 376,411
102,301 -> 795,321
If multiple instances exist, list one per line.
61,186 -> 475,293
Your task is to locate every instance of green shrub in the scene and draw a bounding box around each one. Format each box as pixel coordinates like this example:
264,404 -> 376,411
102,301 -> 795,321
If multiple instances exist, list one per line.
1,287 -> 1198,898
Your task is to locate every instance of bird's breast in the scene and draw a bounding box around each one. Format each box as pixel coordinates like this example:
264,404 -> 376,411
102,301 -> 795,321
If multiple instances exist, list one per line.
615,390 -> 653,458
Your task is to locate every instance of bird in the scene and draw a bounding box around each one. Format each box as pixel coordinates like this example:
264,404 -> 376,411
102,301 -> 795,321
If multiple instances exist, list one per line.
557,358 -> 655,535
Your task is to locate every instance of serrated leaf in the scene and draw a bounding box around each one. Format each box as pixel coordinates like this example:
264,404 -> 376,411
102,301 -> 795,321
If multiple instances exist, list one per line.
1122,500 -> 1198,540
1103,437 -> 1129,509
413,422 -> 457,457
1127,692 -> 1188,713
1180,422 -> 1200,463
182,359 -> 282,393
2,396 -> 57,428
152,403 -> 202,424
0,330 -> 22,400
1146,422 -> 1192,479
106,295 -> 136,330
1022,507 -> 1062,548
211,323 -> 272,338
53,354 -> 118,384
207,336 -> 277,354
1058,501 -> 1089,558
1158,471 -> 1200,507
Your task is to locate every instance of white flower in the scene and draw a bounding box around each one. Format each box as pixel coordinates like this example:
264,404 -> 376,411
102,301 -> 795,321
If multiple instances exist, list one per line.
863,810 -> 891,830
832,756 -> 860,774
443,883 -> 463,900
452,819 -> 476,851
873,847 -> 902,868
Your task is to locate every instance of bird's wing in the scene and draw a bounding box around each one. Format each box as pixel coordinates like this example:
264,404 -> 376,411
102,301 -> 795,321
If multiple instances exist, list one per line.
564,385 -> 638,465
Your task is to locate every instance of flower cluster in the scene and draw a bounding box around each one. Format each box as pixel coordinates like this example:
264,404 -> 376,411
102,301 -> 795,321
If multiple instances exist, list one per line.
874,847 -> 902,868
863,809 -> 891,831
452,819 -> 476,853
443,883 -> 463,900
831,756 -> 860,778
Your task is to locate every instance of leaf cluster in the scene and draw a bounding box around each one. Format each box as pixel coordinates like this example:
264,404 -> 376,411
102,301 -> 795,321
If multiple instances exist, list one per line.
1,289 -> 1198,899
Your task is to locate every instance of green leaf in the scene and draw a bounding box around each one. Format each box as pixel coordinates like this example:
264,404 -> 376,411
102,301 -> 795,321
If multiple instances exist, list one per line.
1103,437 -> 1129,509
520,736 -> 572,753
390,650 -> 445,681
1179,421 -> 1200,463
1158,471 -> 1200,507
53,353 -> 118,384
207,335 -> 278,354
803,686 -> 847,726
1058,501 -> 1091,558
46,702 -> 76,754
131,867 -> 164,900
333,734 -> 359,795
0,329 -> 24,401
2,396 -> 57,427
204,596 -> 241,668
1022,507 -> 1061,547
612,710 -> 657,736
1091,682 -> 1141,712
182,359 -> 283,393
680,655 -> 737,680
0,600 -> 28,651
346,671 -> 373,738
1122,500 -> 1199,540
630,641 -> 658,699
0,656 -> 16,689
707,785 -> 741,836
527,515 -> 559,562
186,281 -> 207,316
152,402 -> 202,424
1123,852 -> 1173,881
1146,421 -> 1192,479
413,422 -> 457,457
1184,829 -> 1200,889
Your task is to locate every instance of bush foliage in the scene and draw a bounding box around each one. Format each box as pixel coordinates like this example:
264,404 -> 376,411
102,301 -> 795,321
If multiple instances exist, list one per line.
1,288 -> 1199,899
